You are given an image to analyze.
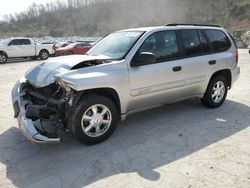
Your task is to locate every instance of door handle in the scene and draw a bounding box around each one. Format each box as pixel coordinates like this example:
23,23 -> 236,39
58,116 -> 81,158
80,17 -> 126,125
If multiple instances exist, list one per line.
173,66 -> 182,72
209,60 -> 216,65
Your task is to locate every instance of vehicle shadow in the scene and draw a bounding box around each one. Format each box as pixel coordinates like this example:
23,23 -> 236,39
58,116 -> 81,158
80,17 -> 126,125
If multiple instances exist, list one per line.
2,56 -> 54,65
0,99 -> 249,187
1,58 -> 41,65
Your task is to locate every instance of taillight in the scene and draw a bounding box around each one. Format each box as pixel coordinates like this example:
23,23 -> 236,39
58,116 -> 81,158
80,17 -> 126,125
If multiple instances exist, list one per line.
236,49 -> 239,65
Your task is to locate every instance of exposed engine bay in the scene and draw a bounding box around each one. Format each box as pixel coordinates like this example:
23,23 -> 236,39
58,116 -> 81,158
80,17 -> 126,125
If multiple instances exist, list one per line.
25,82 -> 67,120
71,59 -> 109,69
21,81 -> 71,138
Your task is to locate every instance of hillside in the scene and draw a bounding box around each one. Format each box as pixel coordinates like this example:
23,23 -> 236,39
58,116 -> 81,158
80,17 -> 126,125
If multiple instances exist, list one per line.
0,0 -> 249,38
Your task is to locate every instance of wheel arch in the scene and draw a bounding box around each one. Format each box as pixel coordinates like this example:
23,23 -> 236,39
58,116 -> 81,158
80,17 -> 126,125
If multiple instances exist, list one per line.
209,69 -> 232,89
78,87 -> 122,116
39,49 -> 49,54
0,50 -> 8,57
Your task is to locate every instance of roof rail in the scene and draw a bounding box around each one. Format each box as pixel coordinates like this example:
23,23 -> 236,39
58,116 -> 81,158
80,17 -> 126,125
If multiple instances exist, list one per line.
166,24 -> 221,28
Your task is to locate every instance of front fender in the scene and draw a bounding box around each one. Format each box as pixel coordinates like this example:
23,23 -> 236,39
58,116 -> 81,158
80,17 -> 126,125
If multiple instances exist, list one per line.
56,66 -> 130,114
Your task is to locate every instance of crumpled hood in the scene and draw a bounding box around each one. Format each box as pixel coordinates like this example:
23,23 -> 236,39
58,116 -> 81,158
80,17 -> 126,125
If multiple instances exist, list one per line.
25,55 -> 110,87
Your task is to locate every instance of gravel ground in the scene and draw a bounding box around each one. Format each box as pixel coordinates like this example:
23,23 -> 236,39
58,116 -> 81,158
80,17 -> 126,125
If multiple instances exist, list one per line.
0,50 -> 249,188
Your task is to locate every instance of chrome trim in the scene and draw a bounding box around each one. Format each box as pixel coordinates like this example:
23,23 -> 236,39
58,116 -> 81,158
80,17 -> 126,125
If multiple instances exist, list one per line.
12,79 -> 60,143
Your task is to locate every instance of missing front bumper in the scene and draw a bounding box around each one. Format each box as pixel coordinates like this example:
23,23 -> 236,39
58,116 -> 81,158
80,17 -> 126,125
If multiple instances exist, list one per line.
12,78 -> 60,143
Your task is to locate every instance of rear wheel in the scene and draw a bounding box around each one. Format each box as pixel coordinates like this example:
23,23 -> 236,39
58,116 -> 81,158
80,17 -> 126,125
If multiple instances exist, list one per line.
0,53 -> 7,64
201,75 -> 228,108
70,95 -> 118,145
39,50 -> 49,60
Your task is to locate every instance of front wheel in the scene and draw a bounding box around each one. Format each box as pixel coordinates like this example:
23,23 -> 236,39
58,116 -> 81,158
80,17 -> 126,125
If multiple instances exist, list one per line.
39,50 -> 49,60
70,95 -> 118,145
201,75 -> 228,108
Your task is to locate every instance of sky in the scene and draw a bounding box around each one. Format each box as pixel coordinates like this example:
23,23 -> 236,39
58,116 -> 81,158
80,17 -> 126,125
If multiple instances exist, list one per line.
0,0 -> 54,20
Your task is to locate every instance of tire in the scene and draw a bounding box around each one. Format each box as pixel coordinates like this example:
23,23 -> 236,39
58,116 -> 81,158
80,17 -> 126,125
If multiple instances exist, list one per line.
70,95 -> 118,145
0,53 -> 7,64
39,50 -> 49,60
201,75 -> 228,108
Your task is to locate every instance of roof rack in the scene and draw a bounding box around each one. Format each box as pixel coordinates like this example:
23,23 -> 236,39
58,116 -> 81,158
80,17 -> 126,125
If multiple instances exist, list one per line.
166,24 -> 221,28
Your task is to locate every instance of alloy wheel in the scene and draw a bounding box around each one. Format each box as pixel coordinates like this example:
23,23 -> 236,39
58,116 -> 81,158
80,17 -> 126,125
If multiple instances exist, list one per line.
212,81 -> 225,103
81,104 -> 112,138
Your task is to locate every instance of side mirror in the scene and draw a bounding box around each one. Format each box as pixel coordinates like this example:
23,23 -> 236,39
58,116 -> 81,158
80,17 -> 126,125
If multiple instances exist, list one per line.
8,43 -> 13,46
131,52 -> 157,67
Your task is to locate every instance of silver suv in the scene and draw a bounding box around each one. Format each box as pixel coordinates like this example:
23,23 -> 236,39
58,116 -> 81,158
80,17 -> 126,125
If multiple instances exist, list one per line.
12,24 -> 240,145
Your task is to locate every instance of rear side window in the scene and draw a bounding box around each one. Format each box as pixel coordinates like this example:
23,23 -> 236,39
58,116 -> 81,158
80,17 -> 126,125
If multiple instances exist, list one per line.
205,30 -> 231,52
21,39 -> 31,45
181,30 -> 202,56
138,30 -> 179,62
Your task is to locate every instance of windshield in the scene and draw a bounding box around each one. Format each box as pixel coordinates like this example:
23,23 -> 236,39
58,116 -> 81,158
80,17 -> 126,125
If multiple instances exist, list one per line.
64,43 -> 77,49
87,31 -> 143,60
0,39 -> 10,46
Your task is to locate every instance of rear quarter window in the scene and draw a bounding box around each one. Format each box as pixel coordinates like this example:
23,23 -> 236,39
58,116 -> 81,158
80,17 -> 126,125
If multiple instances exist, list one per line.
205,30 -> 231,52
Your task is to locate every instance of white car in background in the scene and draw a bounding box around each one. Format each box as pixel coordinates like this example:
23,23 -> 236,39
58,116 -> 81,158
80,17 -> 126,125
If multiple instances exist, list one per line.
0,38 -> 54,63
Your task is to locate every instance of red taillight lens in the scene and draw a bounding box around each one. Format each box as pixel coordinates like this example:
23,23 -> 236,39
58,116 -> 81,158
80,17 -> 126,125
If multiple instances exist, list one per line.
236,49 -> 239,65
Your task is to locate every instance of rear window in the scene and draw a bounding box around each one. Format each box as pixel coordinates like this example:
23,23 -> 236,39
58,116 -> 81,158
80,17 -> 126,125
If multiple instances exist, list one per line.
181,30 -> 202,56
205,30 -> 231,52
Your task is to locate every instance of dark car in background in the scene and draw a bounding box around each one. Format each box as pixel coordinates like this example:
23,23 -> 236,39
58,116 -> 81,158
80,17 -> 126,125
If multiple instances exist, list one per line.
55,42 -> 92,56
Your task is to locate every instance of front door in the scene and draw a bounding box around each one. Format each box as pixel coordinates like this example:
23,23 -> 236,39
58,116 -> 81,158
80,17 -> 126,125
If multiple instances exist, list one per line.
6,39 -> 35,57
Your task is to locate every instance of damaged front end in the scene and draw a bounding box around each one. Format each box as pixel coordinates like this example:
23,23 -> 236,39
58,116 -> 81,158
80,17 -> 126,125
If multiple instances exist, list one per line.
12,78 -> 73,143
12,55 -> 112,143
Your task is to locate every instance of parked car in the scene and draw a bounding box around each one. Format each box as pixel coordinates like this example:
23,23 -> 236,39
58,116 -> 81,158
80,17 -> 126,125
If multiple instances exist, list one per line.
54,42 -> 92,56
0,38 -> 54,63
53,41 -> 72,51
12,24 -> 240,145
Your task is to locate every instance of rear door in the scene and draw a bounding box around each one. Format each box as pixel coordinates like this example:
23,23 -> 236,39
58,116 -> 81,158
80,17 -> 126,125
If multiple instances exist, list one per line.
203,29 -> 233,72
178,29 -> 215,94
19,39 -> 35,56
